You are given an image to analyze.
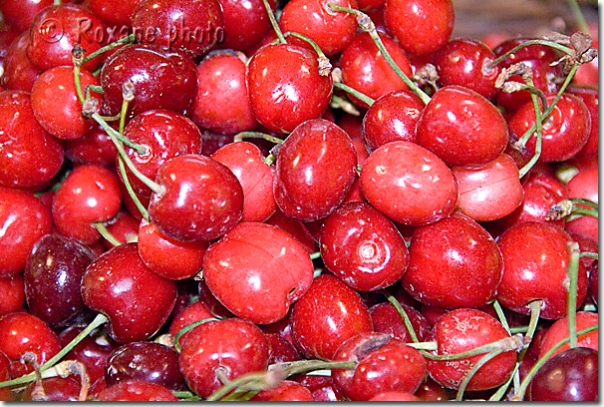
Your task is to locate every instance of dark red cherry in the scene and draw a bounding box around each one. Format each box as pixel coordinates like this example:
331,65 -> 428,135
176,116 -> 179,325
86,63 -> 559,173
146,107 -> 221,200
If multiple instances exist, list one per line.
81,243 -> 178,343
87,0 -> 142,26
0,187 -> 53,278
1,31 -> 42,92
538,311 -> 598,361
273,118 -> 357,222
0,91 -> 64,190
64,122 -> 119,168
20,376 -> 82,401
383,0 -> 454,55
359,141 -> 458,227
0,0 -> 54,33
528,347 -> 598,401
402,211 -> 503,309
178,318 -> 269,398
203,222 -> 314,324
100,44 -> 197,118
246,43 -> 333,134
589,260 -> 598,305
320,201 -> 410,291
97,381 -> 178,401
0,351 -> 13,400
265,333 -> 300,365
332,332 -> 427,401
290,274 -> 373,360
251,380 -> 315,401
148,154 -> 243,242
131,0 -> 224,58
216,0 -> 275,52
24,234 -> 97,328
190,52 -> 257,135
496,222 -> 588,320
416,85 -> 508,167
427,308 -> 517,391
370,302 -> 431,342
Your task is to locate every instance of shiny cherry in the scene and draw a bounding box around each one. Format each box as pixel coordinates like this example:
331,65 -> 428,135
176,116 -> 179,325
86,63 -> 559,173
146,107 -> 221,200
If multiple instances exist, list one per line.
370,302 -> 430,342
64,122 -> 118,168
568,85 -> 598,161
0,274 -> 25,316
97,381 -> 178,401
216,0 -> 275,51
538,311 -> 598,361
1,31 -> 42,92
251,380 -> 315,401
565,164 -> 598,244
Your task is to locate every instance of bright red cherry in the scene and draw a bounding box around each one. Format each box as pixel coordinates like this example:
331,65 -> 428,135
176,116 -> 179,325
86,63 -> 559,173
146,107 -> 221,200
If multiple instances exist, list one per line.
246,43 -> 333,134
538,311 -> 598,361
64,122 -> 118,168
1,31 -> 42,92
81,243 -> 178,344
216,0 -> 275,52
251,380 -> 315,401
359,141 -> 458,227
97,381 -> 179,401
320,201 -> 410,291
0,274 -> 25,316
568,86 -> 598,161
383,0 -> 454,55
370,302 -> 431,342
402,211 -> 503,309
87,0 -> 142,26
273,118 -> 357,222
203,222 -> 314,324
565,164 -> 598,244
0,0 -> 54,33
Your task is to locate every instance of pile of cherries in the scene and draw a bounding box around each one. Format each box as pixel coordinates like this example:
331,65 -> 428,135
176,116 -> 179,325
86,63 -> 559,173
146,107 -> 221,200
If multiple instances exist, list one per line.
0,0 -> 598,402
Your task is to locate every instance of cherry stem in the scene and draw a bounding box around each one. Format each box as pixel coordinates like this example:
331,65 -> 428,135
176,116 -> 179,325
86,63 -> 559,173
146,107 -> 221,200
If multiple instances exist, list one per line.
547,198 -> 599,221
383,291 -> 419,343
489,39 -> 574,68
81,33 -> 135,66
492,300 -> 511,334
580,252 -> 598,260
566,242 -> 581,349
512,324 -> 598,401
333,81 -> 375,107
117,157 -> 149,221
119,81 -> 135,134
173,317 -> 220,352
263,154 -> 276,166
330,94 -> 361,116
457,348 -> 505,401
21,352 -> 45,401
517,70 -> 544,178
262,0 -> 286,44
93,222 -> 122,247
421,334 -> 524,361
0,313 -> 109,389
326,3 -> 431,104
566,0 -> 591,36
282,32 -> 331,76
309,251 -> 321,260
233,131 -> 284,145
173,390 -> 202,401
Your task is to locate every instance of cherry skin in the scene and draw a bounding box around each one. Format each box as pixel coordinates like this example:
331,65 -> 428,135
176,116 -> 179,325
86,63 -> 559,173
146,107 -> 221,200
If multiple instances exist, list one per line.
131,0 -> 224,58
565,164 -> 598,244
97,381 -> 179,401
148,154 -> 243,242
496,222 -> 588,320
27,4 -> 107,72
362,89 -> 424,152
178,318 -> 269,398
339,31 -> 413,108
265,332 -> 300,365
279,0 -> 359,57
81,243 -> 178,344
432,38 -> 501,98
1,31 -> 42,92
0,311 -> 62,379
273,118 -> 357,222
427,308 -> 518,391
211,141 -> 276,223
168,299 -> 215,341
105,341 -> 187,391
100,44 -> 197,118
216,0 -> 275,52
589,260 -> 598,305
370,302 -> 431,342
416,85 -> 509,167
246,43 -> 333,134
265,208 -> 319,254
20,376 -> 82,402
568,85 -> 598,161
332,333 -> 427,400
190,52 -> 257,135
402,211 -> 503,309
0,274 -> 25,316
251,380 -> 315,401
64,122 -> 118,168
320,201 -> 410,291
0,187 -> 53,278
24,234 -> 98,328
87,0 -> 142,26
51,164 -> 123,245
0,91 -> 64,190
452,153 -> 524,223
528,347 -> 598,401
369,391 -> 422,401
0,351 -> 15,400
359,140 -> 458,227
0,0 -> 54,33
383,0 -> 454,55
290,274 -> 373,360
508,94 -> 591,163
538,311 -> 598,361
202,222 -> 314,325
120,109 -> 203,198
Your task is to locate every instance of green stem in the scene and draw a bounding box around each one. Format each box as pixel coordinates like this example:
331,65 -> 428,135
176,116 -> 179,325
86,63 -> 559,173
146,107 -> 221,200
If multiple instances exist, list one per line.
309,251 -> 322,260
117,157 -> 149,221
81,33 -> 135,66
580,252 -> 598,260
489,39 -> 574,68
566,242 -> 581,348
72,65 -> 86,106
517,75 -> 544,178
93,222 -> 121,247
492,300 -> 511,334
233,131 -> 284,145
383,292 -> 419,343
456,348 -> 505,401
262,0 -> 286,44
567,0 -> 591,35
570,197 -> 599,210
173,318 -> 220,352
421,334 -> 523,361
333,82 -> 375,107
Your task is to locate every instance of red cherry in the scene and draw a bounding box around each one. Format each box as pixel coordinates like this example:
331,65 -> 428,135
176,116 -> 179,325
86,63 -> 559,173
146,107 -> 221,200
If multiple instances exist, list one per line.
216,0 -> 275,52
295,375 -> 343,401
416,85 -> 508,167
190,52 -> 257,135
97,381 -> 179,401
246,43 -> 333,133
87,0 -> 142,26
279,0 -> 359,57
167,299 -> 215,341
383,0 -> 454,55
370,302 -> 432,342
332,332 -> 427,400
251,381 -> 315,401
538,311 -> 598,361
320,201 -> 410,291
148,154 -> 243,242
427,308 -> 517,391
178,318 -> 269,398
203,222 -> 314,324
414,378 -> 452,401
64,122 -> 118,168
290,274 -> 373,360
496,222 -> 588,320
51,164 -> 122,245
0,91 -> 64,190
100,210 -> 140,249
265,333 -> 300,365
402,211 -> 503,309
589,260 -> 598,305
1,31 -> 42,92
211,141 -> 276,223
81,243 -> 177,343
565,164 -> 598,244
452,153 -> 524,223
359,140 -> 458,227
0,187 -> 53,277
0,311 -> 62,378
265,209 -> 319,254
0,274 -> 25,316
20,376 -> 82,401
568,86 -> 598,161
0,0 -> 54,33
0,351 -> 15,400
340,31 -> 412,108
273,118 -> 357,222
369,391 -> 422,401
